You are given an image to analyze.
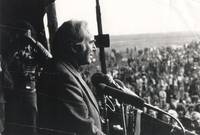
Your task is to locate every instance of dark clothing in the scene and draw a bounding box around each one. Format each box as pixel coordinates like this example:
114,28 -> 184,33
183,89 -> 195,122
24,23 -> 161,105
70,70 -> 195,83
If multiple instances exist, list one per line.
5,91 -> 37,135
4,58 -> 37,135
0,0 -> 55,48
37,60 -> 103,135
189,79 -> 200,96
0,72 -> 5,133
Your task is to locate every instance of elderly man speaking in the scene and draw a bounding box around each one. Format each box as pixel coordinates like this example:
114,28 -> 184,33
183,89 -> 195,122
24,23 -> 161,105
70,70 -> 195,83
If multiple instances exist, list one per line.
38,20 -> 105,135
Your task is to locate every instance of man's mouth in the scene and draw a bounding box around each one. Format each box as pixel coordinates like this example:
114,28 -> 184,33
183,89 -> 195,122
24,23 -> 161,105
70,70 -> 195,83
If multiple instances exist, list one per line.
89,53 -> 96,62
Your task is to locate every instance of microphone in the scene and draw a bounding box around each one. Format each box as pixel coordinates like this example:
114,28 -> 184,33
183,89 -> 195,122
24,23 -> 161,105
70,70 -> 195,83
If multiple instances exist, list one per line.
91,73 -> 139,97
113,79 -> 139,97
91,72 -> 111,88
91,75 -> 187,133
97,83 -> 144,109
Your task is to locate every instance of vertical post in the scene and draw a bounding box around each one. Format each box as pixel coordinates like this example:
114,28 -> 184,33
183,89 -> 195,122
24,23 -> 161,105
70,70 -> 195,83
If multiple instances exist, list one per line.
102,95 -> 109,135
46,2 -> 58,52
121,103 -> 127,135
96,0 -> 107,74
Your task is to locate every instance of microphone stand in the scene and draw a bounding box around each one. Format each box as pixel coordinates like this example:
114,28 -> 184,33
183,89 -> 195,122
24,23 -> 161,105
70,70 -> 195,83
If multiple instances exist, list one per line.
144,103 -> 186,135
121,103 -> 127,135
102,95 -> 110,135
97,83 -> 187,135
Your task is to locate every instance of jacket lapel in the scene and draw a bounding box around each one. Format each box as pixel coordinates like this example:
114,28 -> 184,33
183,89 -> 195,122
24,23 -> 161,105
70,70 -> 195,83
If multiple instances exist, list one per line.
62,62 -> 100,113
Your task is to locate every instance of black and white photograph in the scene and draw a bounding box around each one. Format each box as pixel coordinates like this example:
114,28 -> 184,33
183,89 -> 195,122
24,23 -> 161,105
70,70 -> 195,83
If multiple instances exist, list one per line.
1,0 -> 200,135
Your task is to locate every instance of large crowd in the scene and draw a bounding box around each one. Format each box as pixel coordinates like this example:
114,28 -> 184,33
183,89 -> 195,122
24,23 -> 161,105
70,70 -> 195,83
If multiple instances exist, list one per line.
110,41 -> 200,134
81,41 -> 200,134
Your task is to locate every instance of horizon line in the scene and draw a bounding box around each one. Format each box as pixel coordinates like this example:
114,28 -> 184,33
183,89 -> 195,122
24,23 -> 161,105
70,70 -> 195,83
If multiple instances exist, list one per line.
109,30 -> 200,36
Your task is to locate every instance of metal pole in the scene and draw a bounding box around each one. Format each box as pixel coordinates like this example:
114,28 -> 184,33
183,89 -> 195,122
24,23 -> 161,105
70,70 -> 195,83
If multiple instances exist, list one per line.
46,2 -> 58,52
96,0 -> 107,74
121,103 -> 127,135
102,95 -> 110,135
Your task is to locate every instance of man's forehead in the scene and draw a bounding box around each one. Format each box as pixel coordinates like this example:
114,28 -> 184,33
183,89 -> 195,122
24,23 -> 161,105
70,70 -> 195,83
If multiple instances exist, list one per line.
83,31 -> 94,41
81,26 -> 94,40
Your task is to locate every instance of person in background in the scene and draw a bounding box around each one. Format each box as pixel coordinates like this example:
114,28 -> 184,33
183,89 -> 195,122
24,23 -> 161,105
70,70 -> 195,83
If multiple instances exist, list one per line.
38,20 -> 105,135
4,21 -> 51,135
191,111 -> 200,134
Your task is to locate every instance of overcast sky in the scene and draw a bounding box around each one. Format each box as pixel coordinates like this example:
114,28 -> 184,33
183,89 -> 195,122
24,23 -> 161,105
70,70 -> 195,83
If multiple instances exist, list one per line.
55,0 -> 200,35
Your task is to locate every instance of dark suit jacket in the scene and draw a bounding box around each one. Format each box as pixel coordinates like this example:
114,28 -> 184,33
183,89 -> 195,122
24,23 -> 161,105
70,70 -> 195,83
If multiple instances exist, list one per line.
37,60 -> 103,135
0,72 -> 5,133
